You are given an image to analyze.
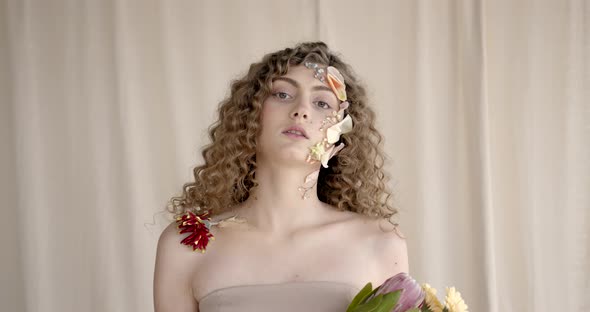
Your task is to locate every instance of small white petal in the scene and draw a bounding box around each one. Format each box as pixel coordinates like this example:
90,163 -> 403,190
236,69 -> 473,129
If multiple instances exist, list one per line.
320,146 -> 335,168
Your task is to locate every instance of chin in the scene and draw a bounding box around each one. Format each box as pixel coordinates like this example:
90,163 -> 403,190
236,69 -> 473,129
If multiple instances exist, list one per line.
274,153 -> 312,166
258,143 -> 314,166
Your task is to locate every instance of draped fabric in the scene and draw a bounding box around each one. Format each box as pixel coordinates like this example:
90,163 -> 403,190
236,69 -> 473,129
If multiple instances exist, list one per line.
197,281 -> 359,312
1,1 -> 588,311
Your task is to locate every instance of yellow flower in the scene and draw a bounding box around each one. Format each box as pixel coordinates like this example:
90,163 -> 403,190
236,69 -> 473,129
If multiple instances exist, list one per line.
309,142 -> 325,161
444,287 -> 468,312
421,283 -> 444,312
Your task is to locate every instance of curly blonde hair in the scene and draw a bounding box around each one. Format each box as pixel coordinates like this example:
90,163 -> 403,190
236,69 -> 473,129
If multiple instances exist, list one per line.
167,41 -> 398,227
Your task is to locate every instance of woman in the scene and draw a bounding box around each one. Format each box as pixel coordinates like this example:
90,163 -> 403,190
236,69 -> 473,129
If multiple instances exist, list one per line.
154,42 -> 408,312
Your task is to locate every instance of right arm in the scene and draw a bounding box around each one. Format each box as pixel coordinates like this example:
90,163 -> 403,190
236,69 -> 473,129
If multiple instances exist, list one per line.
154,221 -> 200,312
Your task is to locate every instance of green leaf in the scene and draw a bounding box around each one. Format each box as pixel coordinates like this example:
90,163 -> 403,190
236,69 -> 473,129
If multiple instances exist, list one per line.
346,283 -> 373,312
352,294 -> 384,312
362,285 -> 382,304
373,290 -> 402,312
381,290 -> 401,307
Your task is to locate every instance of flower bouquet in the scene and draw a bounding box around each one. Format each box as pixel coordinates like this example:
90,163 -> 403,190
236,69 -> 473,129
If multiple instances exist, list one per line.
346,273 -> 468,312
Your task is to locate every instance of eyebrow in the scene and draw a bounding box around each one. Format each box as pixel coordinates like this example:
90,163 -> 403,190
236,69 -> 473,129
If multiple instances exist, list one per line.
272,77 -> 333,93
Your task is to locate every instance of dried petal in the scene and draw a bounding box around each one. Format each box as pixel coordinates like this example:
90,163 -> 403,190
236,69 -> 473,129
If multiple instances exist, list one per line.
304,169 -> 320,185
339,101 -> 349,110
327,66 -> 347,101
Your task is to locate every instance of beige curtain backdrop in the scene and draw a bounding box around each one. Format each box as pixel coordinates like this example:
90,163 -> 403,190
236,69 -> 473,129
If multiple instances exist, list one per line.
1,0 -> 588,311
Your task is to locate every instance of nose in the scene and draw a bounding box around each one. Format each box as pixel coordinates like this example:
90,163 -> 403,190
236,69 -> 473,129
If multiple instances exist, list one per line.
291,111 -> 308,119
290,98 -> 310,120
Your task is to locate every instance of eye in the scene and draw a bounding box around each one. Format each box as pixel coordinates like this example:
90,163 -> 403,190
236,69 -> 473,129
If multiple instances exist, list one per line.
273,91 -> 292,100
316,101 -> 331,109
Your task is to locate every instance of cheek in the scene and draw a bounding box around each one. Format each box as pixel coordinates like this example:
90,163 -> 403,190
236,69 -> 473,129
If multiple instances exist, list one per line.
259,101 -> 276,128
258,102 -> 283,138
260,99 -> 284,120
259,101 -> 270,120
309,113 -> 334,138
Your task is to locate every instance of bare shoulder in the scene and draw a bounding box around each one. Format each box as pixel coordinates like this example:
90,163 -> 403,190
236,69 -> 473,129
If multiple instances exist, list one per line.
371,219 -> 409,280
157,219 -> 205,259
352,215 -> 409,285
154,220 -> 203,311
337,213 -> 407,259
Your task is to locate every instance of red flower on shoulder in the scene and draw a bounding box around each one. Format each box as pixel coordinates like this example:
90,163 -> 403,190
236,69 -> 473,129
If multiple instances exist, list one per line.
175,210 -> 214,253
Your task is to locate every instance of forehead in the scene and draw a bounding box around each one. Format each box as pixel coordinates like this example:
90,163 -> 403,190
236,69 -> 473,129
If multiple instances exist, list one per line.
272,64 -> 334,94
278,64 -> 324,85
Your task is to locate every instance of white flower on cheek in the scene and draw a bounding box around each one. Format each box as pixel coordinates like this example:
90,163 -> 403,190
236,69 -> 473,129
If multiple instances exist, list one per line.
318,114 -> 352,168
304,65 -> 354,169
326,114 -> 353,144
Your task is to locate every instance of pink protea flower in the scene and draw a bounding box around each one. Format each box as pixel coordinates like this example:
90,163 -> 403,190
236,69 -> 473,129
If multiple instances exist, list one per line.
369,272 -> 425,312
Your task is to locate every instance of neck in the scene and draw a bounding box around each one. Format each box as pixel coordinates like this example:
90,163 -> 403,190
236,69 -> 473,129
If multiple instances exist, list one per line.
237,161 -> 333,235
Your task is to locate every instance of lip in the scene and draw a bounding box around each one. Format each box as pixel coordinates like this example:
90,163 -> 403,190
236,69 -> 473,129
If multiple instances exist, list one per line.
282,125 -> 309,139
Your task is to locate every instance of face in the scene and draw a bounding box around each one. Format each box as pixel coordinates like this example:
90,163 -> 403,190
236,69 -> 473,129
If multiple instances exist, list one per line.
257,64 -> 340,166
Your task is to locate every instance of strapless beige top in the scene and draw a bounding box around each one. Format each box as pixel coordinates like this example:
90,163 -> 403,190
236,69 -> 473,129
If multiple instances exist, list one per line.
197,281 -> 361,312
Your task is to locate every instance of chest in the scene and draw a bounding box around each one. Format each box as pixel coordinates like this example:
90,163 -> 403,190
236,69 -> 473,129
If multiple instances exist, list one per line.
192,225 -> 378,301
